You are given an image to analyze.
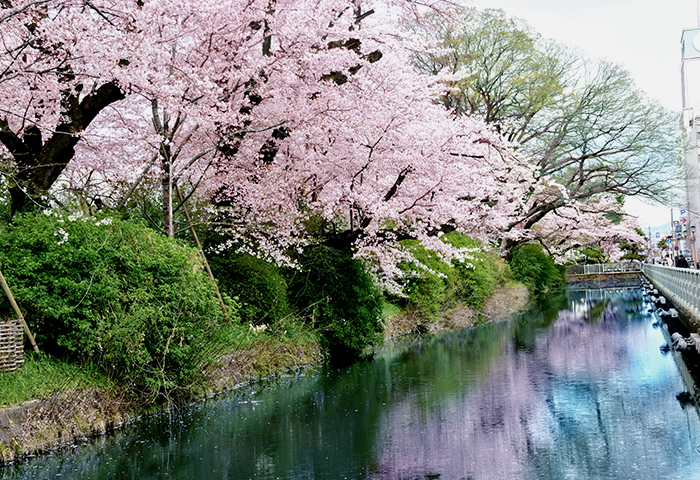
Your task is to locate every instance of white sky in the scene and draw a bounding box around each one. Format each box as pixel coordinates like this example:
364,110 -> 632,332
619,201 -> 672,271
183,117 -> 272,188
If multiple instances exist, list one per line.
468,0 -> 698,230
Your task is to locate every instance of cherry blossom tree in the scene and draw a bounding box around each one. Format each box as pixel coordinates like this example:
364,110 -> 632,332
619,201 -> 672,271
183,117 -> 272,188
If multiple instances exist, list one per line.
207,52 -> 535,287
1,0 -> 534,289
412,7 -> 675,259
0,0 -> 273,214
516,193 -> 645,263
0,0 -> 134,212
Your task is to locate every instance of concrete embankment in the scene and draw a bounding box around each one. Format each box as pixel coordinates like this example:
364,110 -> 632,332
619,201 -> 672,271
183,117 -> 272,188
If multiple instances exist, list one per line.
565,272 -> 641,289
0,389 -> 130,464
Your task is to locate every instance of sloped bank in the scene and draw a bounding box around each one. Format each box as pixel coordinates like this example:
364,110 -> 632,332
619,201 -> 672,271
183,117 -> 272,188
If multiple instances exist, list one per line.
0,337 -> 322,465
0,212 -> 540,465
384,282 -> 531,338
0,282 -> 529,465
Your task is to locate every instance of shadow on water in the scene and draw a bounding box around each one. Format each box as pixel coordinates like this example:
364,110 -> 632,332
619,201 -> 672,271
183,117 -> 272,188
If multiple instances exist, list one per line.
4,286 -> 700,479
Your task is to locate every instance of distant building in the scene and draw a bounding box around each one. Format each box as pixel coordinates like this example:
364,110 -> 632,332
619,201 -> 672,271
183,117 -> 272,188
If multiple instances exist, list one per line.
680,27 -> 700,265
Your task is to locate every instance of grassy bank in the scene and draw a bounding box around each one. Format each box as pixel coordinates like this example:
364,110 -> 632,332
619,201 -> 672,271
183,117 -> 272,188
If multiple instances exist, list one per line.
0,212 -> 561,464
0,353 -> 118,410
0,324 -> 322,464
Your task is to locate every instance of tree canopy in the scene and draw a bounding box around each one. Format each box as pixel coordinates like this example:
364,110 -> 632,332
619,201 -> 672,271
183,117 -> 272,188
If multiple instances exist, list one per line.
413,8 -> 677,258
0,0 -> 538,288
0,1 -> 655,279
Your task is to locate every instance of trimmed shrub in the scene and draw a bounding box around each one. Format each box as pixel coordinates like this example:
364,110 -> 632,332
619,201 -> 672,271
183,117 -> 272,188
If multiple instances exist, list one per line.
509,243 -> 564,295
287,245 -> 383,361
208,252 -> 292,326
0,212 -> 232,403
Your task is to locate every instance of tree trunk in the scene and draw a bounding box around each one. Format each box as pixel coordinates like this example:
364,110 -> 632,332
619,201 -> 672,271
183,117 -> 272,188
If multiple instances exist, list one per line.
0,82 -> 125,214
162,145 -> 174,237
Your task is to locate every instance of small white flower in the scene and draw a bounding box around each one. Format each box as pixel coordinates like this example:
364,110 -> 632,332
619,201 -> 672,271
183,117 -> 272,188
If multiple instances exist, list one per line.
249,324 -> 268,334
55,228 -> 68,245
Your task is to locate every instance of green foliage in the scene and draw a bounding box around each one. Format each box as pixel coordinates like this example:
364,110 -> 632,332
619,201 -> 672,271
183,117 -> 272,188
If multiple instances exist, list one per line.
397,233 -> 511,320
508,243 -> 564,295
0,212 -> 233,403
209,252 -> 292,326
619,242 -> 645,261
443,232 -> 510,309
287,245 -> 383,361
396,239 -> 449,320
0,175 -> 11,224
575,244 -> 606,264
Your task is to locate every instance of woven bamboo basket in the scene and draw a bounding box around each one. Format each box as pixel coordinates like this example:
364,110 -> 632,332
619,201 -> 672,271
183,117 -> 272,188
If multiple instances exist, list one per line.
0,318 -> 23,372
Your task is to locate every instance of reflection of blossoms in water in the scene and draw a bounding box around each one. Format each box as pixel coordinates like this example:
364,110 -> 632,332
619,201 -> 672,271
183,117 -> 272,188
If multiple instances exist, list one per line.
542,301 -> 628,376
370,289 -> 695,480
12,288 -> 697,480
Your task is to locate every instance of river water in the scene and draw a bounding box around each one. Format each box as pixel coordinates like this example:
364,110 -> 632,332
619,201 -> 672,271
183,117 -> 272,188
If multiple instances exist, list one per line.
4,286 -> 700,480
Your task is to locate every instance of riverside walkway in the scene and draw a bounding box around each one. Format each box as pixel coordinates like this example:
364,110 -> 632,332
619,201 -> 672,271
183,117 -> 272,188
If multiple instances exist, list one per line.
643,264 -> 700,327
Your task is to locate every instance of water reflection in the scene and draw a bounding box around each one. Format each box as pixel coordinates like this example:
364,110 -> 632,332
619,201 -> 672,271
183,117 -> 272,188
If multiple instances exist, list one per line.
4,287 -> 700,479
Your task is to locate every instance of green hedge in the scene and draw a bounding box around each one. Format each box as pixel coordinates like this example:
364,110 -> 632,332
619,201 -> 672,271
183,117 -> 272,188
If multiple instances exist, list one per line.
287,244 -> 383,361
208,252 -> 292,326
508,243 -> 564,296
0,212 -> 232,403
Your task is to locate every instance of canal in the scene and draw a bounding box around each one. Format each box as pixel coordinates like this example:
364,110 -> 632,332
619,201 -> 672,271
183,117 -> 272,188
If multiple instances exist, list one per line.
3,286 -> 700,479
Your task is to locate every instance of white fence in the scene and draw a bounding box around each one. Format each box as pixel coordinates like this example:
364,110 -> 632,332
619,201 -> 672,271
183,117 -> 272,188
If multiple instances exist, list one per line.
643,264 -> 700,323
568,262 -> 642,275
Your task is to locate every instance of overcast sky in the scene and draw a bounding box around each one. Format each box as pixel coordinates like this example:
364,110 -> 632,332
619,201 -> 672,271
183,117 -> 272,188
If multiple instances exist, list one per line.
467,0 -> 699,229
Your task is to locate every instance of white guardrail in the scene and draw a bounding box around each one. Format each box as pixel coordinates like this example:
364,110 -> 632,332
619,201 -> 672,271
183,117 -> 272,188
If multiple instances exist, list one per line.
568,262 -> 642,275
643,264 -> 700,323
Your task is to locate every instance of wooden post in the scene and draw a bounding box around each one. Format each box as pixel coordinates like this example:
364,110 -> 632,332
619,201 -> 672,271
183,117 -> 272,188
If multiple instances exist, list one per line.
174,184 -> 229,319
0,269 -> 39,353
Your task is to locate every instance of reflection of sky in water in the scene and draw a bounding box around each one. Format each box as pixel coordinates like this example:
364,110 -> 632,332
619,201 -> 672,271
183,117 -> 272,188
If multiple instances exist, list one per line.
371,290 -> 700,480
629,325 -> 677,387
4,288 -> 700,480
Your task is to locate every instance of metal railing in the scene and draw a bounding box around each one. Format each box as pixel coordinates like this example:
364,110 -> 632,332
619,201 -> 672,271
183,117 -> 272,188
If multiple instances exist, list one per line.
643,264 -> 700,323
568,261 -> 642,275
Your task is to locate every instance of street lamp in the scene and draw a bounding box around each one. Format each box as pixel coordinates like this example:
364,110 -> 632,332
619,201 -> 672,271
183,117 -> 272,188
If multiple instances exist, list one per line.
691,224 -> 697,269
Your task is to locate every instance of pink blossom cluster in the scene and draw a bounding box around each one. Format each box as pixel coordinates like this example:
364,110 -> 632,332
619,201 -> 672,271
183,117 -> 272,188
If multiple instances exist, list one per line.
0,0 -> 644,280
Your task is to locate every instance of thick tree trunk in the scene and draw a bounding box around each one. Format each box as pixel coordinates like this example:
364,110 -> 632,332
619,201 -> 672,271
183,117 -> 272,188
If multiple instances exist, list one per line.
0,82 -> 125,213
500,202 -> 561,259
